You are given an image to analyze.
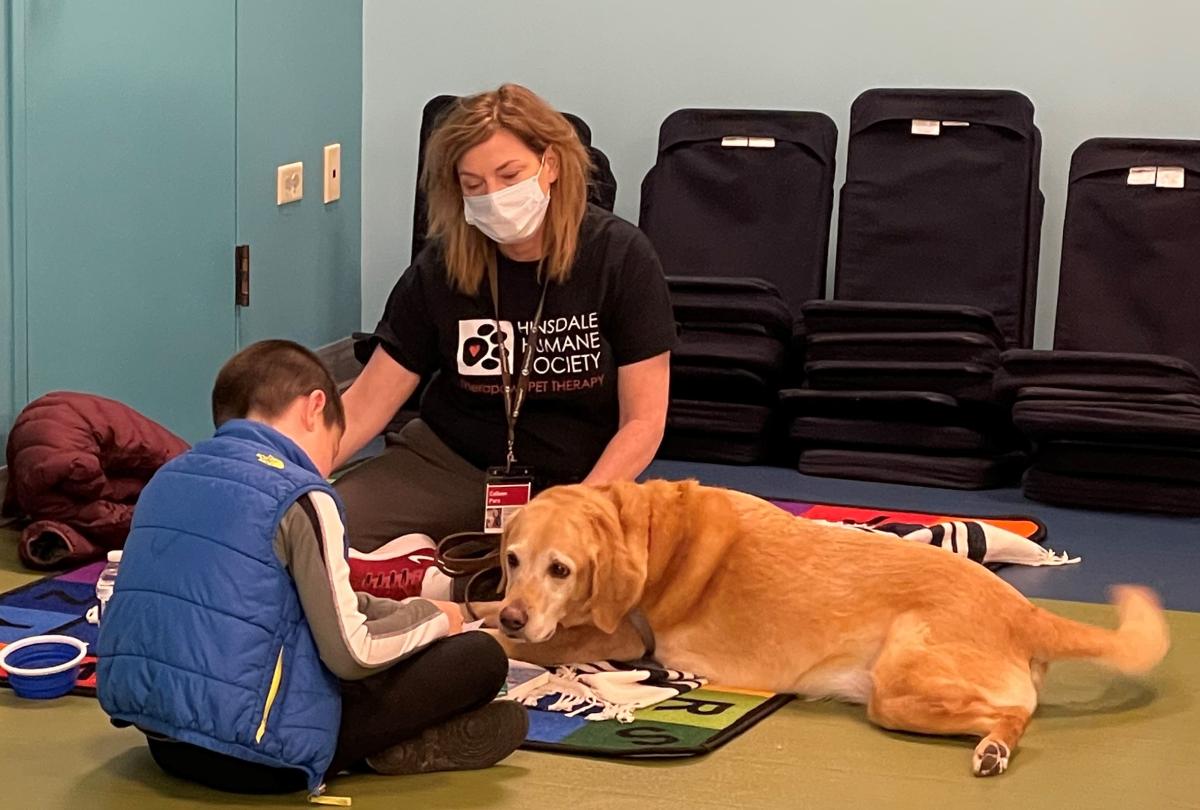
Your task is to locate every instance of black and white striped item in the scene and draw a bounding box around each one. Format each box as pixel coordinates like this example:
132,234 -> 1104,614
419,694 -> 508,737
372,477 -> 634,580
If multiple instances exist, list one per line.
518,661 -> 706,723
834,518 -> 1078,567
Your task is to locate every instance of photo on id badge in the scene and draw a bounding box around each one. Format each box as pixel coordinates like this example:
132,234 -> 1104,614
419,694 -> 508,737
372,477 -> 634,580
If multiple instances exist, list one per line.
484,467 -> 534,534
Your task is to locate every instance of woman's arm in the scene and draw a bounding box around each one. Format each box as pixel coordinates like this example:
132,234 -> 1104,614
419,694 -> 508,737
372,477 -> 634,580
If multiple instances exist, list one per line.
582,351 -> 670,485
335,346 -> 422,468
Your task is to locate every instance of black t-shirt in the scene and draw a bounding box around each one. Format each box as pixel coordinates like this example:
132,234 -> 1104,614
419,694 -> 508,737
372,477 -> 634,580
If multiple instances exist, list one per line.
366,205 -> 677,484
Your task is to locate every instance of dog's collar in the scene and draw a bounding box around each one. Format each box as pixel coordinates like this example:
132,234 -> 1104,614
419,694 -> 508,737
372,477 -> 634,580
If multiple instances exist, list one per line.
628,607 -> 656,660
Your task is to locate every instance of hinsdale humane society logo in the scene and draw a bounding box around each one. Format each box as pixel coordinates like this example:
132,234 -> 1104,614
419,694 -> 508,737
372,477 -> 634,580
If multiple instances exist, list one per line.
457,319 -> 514,375
456,312 -> 606,393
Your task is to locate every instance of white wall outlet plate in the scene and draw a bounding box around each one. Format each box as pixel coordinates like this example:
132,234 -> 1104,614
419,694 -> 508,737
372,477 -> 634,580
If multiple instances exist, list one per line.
324,143 -> 342,204
277,161 -> 303,205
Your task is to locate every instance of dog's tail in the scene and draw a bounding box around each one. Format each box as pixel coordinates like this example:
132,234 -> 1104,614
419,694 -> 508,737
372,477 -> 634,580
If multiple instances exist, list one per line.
1029,585 -> 1169,675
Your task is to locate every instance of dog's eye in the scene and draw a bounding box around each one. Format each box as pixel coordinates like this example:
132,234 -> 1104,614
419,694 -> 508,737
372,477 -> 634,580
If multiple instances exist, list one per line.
506,552 -> 519,569
548,562 -> 570,579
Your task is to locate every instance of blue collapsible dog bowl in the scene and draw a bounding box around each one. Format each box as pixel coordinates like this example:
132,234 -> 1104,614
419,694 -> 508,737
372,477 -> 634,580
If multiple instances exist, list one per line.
0,635 -> 88,699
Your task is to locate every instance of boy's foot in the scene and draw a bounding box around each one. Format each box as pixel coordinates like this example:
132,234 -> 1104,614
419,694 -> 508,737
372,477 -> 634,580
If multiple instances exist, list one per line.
365,701 -> 529,775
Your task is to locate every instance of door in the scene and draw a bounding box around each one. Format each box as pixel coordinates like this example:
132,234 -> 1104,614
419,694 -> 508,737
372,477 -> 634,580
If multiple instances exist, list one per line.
21,0 -> 238,442
234,0 -> 362,349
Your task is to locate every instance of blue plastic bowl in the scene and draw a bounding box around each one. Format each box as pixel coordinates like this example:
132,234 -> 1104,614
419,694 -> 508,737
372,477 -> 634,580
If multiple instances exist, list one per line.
0,635 -> 88,699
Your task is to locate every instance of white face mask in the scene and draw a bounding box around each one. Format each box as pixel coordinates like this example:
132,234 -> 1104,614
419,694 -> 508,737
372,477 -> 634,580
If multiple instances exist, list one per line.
462,156 -> 551,244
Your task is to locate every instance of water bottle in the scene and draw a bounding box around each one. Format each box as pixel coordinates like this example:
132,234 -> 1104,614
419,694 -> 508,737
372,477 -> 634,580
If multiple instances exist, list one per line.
95,550 -> 122,622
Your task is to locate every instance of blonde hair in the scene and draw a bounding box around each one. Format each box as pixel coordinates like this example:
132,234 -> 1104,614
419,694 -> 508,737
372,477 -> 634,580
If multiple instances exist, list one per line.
421,84 -> 592,295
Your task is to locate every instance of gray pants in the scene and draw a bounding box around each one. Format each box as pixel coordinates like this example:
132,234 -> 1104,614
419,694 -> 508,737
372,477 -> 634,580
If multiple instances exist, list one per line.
334,419 -> 486,552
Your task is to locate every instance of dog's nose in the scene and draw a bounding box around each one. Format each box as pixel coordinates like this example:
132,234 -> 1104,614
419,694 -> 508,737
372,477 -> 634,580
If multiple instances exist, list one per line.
500,605 -> 528,633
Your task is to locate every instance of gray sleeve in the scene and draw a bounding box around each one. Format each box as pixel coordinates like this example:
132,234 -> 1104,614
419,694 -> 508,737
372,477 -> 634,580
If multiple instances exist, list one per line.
356,590 -> 414,621
274,496 -> 450,681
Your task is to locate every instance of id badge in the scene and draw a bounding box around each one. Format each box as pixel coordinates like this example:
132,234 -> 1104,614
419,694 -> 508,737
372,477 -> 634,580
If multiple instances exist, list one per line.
484,465 -> 535,534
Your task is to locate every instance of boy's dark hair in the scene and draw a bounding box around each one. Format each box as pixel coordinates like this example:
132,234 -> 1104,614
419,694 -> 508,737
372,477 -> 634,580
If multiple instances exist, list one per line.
212,340 -> 346,431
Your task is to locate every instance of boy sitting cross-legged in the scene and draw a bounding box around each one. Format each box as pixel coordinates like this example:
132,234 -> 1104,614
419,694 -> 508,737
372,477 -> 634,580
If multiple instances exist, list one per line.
97,340 -> 526,800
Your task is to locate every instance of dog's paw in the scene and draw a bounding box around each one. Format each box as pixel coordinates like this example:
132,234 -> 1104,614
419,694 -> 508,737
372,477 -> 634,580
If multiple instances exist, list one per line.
972,740 -> 1010,777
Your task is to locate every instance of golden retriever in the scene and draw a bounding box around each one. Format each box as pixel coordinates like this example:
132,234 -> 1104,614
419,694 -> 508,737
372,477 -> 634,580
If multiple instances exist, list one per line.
488,479 -> 1170,777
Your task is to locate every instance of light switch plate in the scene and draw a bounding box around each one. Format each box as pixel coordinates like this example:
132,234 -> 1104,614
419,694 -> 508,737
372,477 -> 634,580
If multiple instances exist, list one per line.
324,143 -> 342,204
277,161 -> 303,205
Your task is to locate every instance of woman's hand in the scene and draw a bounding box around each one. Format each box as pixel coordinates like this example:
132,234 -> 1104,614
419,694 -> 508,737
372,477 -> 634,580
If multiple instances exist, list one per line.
583,351 -> 670,485
335,346 -> 422,468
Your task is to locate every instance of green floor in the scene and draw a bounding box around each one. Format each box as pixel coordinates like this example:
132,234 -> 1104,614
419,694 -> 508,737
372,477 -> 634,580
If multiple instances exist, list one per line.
2,531 -> 1197,810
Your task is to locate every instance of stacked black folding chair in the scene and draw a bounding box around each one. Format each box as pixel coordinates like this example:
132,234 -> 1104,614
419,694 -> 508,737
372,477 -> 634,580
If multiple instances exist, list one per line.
834,88 -> 1044,347
661,277 -> 795,463
411,94 -> 618,261
640,108 -> 838,463
784,301 -> 1027,488
1000,138 -> 1200,515
780,89 -> 1044,487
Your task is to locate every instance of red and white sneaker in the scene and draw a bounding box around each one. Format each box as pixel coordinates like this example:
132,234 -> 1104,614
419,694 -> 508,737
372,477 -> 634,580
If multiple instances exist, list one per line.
348,534 -> 439,601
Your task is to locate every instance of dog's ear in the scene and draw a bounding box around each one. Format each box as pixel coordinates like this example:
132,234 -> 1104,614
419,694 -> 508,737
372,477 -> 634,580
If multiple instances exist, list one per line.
589,482 -> 651,634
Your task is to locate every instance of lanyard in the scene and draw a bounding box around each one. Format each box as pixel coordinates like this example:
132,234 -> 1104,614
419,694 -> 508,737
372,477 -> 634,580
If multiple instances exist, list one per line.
487,261 -> 549,472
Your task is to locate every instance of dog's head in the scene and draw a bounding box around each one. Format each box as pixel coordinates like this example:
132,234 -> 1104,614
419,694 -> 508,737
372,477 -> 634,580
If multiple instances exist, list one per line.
497,483 -> 650,643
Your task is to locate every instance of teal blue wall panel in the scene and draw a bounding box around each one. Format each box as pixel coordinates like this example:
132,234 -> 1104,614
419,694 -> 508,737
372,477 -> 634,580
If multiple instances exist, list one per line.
20,0 -> 237,442
235,0 -> 362,349
2,0 -> 15,452
6,1 -> 362,447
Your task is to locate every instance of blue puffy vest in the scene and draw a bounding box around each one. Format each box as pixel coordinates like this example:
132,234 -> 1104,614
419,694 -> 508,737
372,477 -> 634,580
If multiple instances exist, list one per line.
97,419 -> 343,792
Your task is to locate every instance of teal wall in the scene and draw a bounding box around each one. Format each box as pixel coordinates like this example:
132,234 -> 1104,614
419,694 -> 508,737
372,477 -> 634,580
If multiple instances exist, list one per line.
18,0 -> 238,443
3,0 -> 361,447
1,1 -> 14,452
236,0 -> 362,349
360,0 -> 1200,347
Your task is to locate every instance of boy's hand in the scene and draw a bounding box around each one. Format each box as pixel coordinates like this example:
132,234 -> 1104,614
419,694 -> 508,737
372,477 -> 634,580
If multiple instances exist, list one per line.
427,599 -> 465,634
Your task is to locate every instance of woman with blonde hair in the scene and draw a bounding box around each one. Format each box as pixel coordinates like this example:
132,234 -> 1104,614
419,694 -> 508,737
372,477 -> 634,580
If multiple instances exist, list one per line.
335,84 -> 676,592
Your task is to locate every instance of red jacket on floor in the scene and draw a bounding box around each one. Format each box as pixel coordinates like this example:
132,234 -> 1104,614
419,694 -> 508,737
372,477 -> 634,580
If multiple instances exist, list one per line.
3,392 -> 189,568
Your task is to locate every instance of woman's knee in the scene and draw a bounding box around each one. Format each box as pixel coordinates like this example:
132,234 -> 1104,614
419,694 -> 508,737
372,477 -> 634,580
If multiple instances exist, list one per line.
333,451 -> 410,550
